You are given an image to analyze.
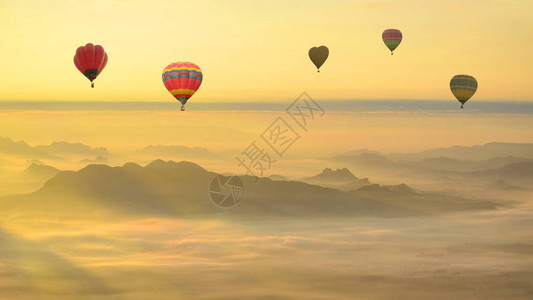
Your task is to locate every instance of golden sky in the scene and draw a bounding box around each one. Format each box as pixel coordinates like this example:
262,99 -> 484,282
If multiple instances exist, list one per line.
0,0 -> 532,102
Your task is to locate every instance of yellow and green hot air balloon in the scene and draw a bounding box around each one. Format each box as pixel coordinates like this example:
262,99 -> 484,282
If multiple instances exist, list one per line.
382,29 -> 402,55
450,75 -> 477,109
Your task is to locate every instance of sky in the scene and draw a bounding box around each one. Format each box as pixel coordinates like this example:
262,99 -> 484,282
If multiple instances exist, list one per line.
1,0 -> 532,102
0,3 -> 532,297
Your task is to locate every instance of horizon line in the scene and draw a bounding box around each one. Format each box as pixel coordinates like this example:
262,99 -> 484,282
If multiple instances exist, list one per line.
0,99 -> 531,114
1,99 -> 532,103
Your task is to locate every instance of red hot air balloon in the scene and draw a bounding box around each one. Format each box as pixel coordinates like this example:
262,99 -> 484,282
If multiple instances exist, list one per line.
162,62 -> 203,111
73,43 -> 108,88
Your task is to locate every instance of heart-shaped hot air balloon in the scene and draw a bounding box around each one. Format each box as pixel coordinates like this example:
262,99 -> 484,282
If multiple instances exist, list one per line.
382,29 -> 402,55
450,75 -> 477,109
73,43 -> 108,88
308,46 -> 329,72
162,62 -> 203,111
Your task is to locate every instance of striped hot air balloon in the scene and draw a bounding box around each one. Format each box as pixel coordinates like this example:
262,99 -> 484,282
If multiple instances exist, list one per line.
450,75 -> 477,109
74,43 -> 108,88
162,62 -> 203,111
382,29 -> 402,55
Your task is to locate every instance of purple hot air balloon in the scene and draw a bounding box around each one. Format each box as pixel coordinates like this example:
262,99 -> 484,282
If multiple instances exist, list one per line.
382,29 -> 402,55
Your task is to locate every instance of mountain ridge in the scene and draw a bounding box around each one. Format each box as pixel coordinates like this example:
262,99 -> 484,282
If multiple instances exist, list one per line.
1,160 -> 499,218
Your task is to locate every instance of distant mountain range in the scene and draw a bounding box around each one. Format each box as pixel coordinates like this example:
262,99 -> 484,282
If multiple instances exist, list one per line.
388,142 -> 533,161
34,141 -> 108,157
333,152 -> 532,173
0,160 -> 498,219
342,142 -> 533,161
0,137 -> 52,159
331,144 -> 533,189
0,137 -> 108,160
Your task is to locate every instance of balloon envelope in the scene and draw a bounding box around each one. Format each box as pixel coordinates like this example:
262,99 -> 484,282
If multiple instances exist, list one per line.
450,75 -> 477,108
382,29 -> 402,54
162,62 -> 203,107
308,46 -> 329,72
74,43 -> 108,85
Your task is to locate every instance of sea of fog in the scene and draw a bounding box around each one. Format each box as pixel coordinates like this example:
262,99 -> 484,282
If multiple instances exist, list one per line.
1,207 -> 532,299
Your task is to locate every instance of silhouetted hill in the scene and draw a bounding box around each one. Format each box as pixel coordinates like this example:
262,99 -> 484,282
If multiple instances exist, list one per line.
26,160 -> 417,217
300,167 -> 372,191
302,168 -> 358,183
0,160 -> 498,218
122,162 -> 143,171
20,160 -> 212,216
79,155 -> 109,164
491,161 -> 533,177
268,174 -> 289,181
470,161 -> 533,187
23,163 -> 60,180
351,183 -> 495,213
355,183 -> 415,194
386,183 -> 416,193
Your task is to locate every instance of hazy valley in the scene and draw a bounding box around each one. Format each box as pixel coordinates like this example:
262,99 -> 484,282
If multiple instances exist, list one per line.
1,138 -> 532,299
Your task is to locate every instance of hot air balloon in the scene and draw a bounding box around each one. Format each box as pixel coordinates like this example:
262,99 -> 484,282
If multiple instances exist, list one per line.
382,29 -> 402,55
73,43 -> 108,88
450,75 -> 477,109
308,46 -> 329,72
162,62 -> 203,111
